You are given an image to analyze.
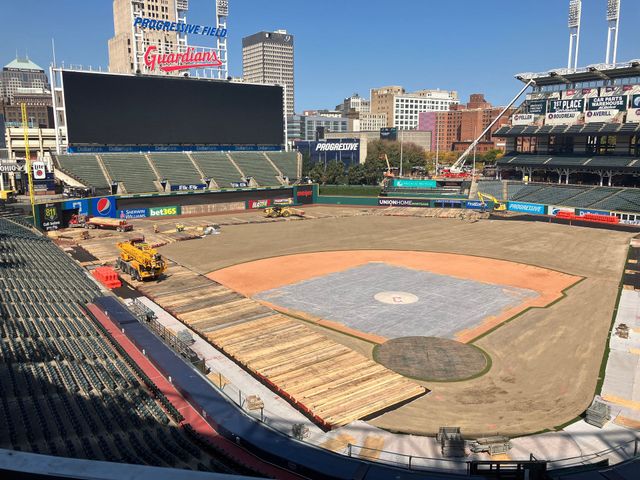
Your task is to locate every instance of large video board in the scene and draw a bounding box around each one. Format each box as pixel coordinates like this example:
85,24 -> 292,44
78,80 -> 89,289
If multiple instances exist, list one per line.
62,71 -> 284,149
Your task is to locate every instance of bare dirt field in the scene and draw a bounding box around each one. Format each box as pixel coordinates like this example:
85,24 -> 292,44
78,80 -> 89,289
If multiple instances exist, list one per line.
156,207 -> 633,436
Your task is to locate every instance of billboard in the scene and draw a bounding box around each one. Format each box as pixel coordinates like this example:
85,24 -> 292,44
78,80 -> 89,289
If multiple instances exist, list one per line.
149,206 -> 180,217
392,179 -> 437,189
548,205 -> 575,216
296,185 -> 314,204
512,113 -> 535,126
585,95 -> 626,123
507,201 -> 545,215
627,94 -> 640,122
546,99 -> 583,125
527,100 -> 547,115
380,128 -> 398,141
63,199 -> 89,215
294,140 -> 360,167
118,208 -> 148,219
38,203 -> 62,231
377,198 -> 431,207
90,196 -> 117,218
62,71 -> 284,148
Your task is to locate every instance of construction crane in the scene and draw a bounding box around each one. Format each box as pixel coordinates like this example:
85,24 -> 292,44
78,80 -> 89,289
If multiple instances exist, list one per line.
478,192 -> 507,211
447,79 -> 535,175
116,238 -> 166,281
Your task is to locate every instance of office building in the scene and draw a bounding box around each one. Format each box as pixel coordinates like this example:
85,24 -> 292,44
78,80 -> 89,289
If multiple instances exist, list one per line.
287,114 -> 349,141
418,94 -> 513,152
1,57 -> 50,103
370,86 -> 458,130
108,0 -> 187,74
242,30 -> 294,116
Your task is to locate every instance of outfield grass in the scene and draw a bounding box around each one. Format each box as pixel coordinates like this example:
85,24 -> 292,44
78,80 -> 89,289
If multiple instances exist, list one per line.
319,185 -> 381,197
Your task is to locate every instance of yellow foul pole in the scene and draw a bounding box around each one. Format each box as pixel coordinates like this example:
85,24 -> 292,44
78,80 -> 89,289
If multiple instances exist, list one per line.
20,103 -> 36,222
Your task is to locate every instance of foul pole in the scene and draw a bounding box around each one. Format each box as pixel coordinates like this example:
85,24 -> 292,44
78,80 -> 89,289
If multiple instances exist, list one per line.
20,103 -> 36,222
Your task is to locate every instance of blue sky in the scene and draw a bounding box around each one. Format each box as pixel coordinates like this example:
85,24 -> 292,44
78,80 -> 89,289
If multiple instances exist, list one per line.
2,0 -> 640,111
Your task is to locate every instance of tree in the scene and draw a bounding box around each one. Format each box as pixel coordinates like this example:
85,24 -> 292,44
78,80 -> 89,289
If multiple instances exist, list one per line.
347,163 -> 367,185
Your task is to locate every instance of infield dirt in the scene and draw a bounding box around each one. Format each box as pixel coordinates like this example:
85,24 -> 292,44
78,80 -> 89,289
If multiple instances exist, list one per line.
159,208 -> 634,435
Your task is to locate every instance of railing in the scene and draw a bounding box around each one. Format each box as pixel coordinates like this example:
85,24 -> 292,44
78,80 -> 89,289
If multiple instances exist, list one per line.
132,299 -> 640,475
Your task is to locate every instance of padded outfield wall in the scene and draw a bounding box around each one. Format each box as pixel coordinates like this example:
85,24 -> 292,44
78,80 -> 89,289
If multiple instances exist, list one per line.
34,184 -> 317,231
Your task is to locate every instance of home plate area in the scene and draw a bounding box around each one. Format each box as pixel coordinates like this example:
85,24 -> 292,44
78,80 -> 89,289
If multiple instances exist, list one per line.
254,262 -> 538,341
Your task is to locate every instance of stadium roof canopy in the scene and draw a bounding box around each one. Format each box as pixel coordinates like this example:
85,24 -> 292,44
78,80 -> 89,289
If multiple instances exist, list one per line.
515,60 -> 640,86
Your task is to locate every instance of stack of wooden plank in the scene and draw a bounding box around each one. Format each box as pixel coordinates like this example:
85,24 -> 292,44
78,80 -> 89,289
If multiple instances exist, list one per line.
207,315 -> 427,429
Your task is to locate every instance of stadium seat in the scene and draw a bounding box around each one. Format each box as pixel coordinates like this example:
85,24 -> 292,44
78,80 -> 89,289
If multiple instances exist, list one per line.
228,152 -> 281,186
99,154 -> 160,194
189,152 -> 244,188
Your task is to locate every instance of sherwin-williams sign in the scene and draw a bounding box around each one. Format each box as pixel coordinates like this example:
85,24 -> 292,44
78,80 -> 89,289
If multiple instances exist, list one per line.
392,179 -> 437,189
149,206 -> 180,217
507,202 -> 546,215
118,208 -> 148,219
585,95 -> 627,123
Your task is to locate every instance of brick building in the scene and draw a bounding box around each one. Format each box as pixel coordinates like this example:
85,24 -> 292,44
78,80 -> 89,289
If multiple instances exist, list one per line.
418,93 -> 513,152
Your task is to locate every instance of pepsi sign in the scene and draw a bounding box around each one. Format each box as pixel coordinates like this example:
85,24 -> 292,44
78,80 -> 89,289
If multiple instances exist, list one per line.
91,196 -> 116,218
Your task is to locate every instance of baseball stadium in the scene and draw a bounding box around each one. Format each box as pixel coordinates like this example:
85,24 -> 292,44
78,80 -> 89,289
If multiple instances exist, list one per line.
2,2 -> 640,480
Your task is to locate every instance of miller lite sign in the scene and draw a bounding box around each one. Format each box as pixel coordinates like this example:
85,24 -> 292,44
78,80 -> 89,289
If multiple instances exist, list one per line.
32,162 -> 46,180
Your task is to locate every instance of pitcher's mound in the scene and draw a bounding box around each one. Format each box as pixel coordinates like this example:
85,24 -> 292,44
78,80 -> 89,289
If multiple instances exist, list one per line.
374,336 -> 489,382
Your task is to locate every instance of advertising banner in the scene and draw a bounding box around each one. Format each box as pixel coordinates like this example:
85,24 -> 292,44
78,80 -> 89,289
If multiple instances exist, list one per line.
315,141 -> 359,152
548,205 -> 575,216
273,198 -> 293,206
90,196 -> 116,218
511,114 -> 535,126
248,199 -> 272,209
465,200 -> 487,210
377,198 -> 431,207
527,100 -> 547,115
546,99 -> 584,126
170,184 -> 207,191
148,205 -> 180,217
38,203 -> 62,231
507,202 -> 546,215
63,199 -> 89,215
392,179 -> 437,189
117,208 -> 148,219
32,162 -> 46,180
626,94 -> 640,122
380,128 -> 398,141
585,95 -> 626,123
577,208 -> 610,216
296,185 -> 314,205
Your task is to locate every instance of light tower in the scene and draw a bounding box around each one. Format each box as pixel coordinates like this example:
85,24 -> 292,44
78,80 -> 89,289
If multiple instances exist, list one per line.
605,0 -> 621,65
215,0 -> 229,79
567,0 -> 582,71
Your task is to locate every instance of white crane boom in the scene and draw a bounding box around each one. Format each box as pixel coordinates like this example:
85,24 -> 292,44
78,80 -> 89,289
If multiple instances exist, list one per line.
449,79 -> 535,173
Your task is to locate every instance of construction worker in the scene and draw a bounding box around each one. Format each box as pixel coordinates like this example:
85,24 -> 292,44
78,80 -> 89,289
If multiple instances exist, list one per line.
153,224 -> 159,234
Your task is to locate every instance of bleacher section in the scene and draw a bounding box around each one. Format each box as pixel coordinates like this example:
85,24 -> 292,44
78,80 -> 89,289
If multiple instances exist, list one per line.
99,154 -> 159,194
55,155 -> 110,191
55,152 -> 302,192
477,180 -> 640,213
265,152 -> 299,180
228,153 -> 281,187
0,217 -> 242,473
189,153 -> 243,188
148,154 -> 203,187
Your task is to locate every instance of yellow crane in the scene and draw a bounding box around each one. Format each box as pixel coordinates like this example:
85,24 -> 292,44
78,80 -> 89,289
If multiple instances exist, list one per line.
477,192 -> 507,211
116,238 -> 166,281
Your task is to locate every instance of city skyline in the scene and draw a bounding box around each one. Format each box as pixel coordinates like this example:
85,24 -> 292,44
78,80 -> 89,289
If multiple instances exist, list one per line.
2,0 -> 640,113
